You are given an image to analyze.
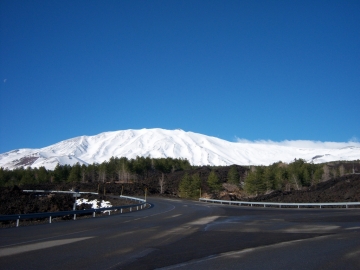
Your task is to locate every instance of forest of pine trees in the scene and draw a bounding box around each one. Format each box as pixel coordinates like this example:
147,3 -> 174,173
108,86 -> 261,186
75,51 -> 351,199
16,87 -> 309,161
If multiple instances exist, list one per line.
1,157 -> 359,198
0,156 -> 191,187
243,159 -> 359,195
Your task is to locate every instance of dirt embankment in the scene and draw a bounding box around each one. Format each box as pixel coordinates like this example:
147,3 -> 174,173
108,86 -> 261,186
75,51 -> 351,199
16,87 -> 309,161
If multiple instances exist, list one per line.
249,174 -> 360,203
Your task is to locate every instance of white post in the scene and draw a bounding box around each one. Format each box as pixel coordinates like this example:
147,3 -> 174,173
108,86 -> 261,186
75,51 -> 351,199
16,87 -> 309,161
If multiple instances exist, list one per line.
93,212 -> 95,217
16,217 -> 20,227
49,216 -> 52,224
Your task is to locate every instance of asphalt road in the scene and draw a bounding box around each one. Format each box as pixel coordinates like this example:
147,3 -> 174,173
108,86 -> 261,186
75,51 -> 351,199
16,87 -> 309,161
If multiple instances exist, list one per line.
1,197 -> 360,269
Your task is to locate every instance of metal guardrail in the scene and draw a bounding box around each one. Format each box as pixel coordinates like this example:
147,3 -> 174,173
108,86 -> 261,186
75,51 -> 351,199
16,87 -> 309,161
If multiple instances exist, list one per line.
199,198 -> 360,209
120,195 -> 146,203
23,190 -> 99,195
0,192 -> 148,227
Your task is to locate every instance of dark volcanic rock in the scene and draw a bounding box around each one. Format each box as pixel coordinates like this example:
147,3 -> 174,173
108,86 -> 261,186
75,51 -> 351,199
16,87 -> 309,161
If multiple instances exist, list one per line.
249,174 -> 360,203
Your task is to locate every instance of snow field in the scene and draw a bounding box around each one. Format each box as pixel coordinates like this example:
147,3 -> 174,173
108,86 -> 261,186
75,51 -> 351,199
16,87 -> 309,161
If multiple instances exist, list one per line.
1,128 -> 360,170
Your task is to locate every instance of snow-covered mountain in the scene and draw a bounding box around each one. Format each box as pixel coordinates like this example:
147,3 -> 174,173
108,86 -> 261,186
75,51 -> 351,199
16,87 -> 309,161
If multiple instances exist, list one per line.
1,128 -> 360,170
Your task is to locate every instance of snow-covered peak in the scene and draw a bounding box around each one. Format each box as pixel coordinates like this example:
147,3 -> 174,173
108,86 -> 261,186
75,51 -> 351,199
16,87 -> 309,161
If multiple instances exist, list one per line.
1,128 -> 360,170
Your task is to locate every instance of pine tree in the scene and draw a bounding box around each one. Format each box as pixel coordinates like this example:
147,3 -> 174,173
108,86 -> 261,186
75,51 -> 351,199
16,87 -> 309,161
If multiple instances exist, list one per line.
190,173 -> 201,198
227,166 -> 239,185
68,163 -> 81,183
179,173 -> 201,198
179,173 -> 192,198
20,168 -> 35,185
244,166 -> 266,195
207,170 -> 222,192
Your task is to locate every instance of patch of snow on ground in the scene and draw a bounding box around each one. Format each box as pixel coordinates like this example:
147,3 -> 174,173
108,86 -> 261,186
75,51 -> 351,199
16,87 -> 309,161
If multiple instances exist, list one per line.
76,198 -> 113,213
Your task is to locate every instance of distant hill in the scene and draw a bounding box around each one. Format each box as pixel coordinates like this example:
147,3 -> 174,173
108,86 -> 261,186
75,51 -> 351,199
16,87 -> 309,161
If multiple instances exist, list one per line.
1,128 -> 360,170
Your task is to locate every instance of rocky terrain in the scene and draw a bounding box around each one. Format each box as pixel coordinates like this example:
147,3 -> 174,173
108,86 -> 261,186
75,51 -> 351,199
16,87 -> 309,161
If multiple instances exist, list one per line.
0,186 -> 131,215
0,186 -> 135,227
249,174 -> 360,203
1,170 -> 360,220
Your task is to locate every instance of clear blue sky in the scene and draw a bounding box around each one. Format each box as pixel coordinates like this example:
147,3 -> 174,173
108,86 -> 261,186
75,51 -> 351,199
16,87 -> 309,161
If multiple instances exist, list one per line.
1,0 -> 359,153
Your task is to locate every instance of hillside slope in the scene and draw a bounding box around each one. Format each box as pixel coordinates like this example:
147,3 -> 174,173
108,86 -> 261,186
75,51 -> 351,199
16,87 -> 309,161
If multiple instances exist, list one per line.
250,174 -> 360,203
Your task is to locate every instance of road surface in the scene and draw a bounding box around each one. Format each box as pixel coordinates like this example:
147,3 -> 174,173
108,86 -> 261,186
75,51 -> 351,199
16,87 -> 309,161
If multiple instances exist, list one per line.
1,197 -> 360,269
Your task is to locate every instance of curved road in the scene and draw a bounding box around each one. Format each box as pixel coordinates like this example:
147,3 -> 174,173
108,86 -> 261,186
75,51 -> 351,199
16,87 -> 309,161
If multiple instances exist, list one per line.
1,197 -> 360,269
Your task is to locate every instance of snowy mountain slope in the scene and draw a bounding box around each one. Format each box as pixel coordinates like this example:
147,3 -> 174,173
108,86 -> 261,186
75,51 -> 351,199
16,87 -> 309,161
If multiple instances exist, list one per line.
1,128 -> 360,170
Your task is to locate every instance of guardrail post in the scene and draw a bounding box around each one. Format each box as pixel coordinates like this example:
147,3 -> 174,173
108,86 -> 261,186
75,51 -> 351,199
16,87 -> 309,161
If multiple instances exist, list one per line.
130,207 -> 132,212
121,208 -> 123,214
74,214 -> 76,220
16,217 -> 20,227
196,198 -> 360,209
93,212 -> 96,217
49,216 -> 52,224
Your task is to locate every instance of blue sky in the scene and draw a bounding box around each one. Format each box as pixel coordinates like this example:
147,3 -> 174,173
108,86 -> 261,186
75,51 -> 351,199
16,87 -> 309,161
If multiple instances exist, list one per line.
1,0 -> 359,153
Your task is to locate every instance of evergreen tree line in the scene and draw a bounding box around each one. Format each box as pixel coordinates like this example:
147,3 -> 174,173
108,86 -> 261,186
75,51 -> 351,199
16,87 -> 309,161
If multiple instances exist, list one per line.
2,157 -> 358,197
177,159 -> 360,199
0,156 -> 191,187
243,159 -> 356,195
178,166 -> 241,199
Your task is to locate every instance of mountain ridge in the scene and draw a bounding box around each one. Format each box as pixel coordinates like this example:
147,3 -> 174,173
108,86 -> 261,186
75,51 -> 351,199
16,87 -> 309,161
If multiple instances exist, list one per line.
1,128 -> 360,170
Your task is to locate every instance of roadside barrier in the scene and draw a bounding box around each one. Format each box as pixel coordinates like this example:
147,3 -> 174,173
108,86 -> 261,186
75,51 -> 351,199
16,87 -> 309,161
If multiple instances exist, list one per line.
0,192 -> 148,227
199,198 -> 360,209
23,190 -> 99,195
120,195 -> 146,204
